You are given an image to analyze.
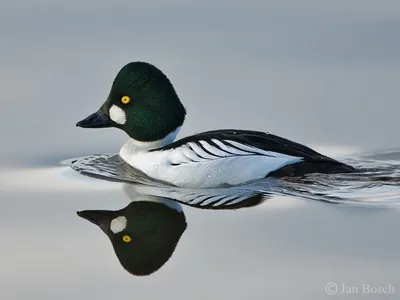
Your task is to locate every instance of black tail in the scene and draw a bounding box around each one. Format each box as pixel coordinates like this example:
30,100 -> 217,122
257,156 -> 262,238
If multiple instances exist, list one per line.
268,161 -> 356,178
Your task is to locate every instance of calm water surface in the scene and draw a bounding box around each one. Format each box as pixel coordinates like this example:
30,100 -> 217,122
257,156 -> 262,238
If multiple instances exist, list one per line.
1,149 -> 400,300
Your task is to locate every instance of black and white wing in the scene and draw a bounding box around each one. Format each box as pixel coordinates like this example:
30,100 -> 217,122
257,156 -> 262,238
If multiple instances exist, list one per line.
155,129 -> 354,178
158,129 -> 332,161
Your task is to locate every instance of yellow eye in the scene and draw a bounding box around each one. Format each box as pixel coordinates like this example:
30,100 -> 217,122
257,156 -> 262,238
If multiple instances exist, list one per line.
121,96 -> 131,104
122,235 -> 131,243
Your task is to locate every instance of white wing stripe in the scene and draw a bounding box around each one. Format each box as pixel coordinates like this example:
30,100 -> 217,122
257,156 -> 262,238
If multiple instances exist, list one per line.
211,139 -> 251,155
187,142 -> 217,160
180,145 -> 201,162
212,197 -> 235,207
199,141 -> 229,158
226,194 -> 257,205
199,195 -> 227,206
188,194 -> 215,204
225,140 -> 276,157
201,194 -> 238,206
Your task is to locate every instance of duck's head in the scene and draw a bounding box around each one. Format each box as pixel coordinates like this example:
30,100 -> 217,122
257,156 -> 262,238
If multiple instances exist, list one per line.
76,62 -> 186,142
77,200 -> 186,276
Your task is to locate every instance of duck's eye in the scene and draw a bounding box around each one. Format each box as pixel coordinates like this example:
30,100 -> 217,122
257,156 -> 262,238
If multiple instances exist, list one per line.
121,96 -> 131,104
122,235 -> 132,243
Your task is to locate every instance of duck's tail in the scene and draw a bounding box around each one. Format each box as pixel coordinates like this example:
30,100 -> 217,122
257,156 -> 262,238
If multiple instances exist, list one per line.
268,160 -> 356,178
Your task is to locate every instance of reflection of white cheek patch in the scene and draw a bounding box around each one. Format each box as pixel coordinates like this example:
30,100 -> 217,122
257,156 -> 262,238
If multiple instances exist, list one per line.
109,105 -> 126,125
110,216 -> 127,233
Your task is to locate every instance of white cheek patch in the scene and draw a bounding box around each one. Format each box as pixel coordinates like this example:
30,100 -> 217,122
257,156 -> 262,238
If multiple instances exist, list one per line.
110,216 -> 127,234
109,105 -> 126,125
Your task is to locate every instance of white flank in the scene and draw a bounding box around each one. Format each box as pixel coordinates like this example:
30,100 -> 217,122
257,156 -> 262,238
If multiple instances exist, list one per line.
109,105 -> 126,125
110,216 -> 127,234
119,138 -> 303,188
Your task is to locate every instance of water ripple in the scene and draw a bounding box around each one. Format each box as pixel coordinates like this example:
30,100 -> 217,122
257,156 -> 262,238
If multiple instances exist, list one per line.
69,151 -> 400,207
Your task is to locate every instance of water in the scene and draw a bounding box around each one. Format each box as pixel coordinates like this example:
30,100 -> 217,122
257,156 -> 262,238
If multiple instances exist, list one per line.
70,152 -> 400,278
70,152 -> 400,206
2,2 -> 400,298
1,149 -> 399,299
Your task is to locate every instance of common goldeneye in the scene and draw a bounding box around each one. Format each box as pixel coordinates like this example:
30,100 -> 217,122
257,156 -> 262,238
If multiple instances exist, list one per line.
76,62 -> 355,188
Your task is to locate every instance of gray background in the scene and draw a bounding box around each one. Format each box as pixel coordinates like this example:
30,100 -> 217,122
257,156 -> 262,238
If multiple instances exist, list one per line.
1,0 -> 399,165
1,1 -> 399,299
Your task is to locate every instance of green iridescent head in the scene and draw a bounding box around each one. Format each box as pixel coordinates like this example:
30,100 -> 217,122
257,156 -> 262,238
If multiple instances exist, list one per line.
77,62 -> 186,142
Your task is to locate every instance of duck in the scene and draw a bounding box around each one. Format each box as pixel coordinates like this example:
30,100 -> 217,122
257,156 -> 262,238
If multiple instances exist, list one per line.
76,61 -> 355,188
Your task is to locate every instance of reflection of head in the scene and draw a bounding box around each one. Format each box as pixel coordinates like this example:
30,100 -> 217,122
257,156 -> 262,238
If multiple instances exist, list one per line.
78,197 -> 186,276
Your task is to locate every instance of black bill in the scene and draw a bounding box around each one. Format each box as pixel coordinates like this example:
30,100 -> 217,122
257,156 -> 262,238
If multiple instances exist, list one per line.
76,110 -> 114,128
77,210 -> 117,233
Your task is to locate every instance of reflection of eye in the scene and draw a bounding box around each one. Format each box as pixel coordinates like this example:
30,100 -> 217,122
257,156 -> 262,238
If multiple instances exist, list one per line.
122,235 -> 131,243
121,96 -> 131,104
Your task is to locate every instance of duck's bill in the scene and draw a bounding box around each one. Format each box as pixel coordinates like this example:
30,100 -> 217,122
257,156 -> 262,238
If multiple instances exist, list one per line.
77,210 -> 116,233
76,110 -> 115,128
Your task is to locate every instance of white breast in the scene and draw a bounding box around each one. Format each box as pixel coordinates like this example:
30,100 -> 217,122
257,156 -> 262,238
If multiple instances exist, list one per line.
119,138 -> 303,188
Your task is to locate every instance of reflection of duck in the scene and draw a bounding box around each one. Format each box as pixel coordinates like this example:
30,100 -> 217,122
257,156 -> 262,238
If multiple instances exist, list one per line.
77,190 -> 186,276
123,183 -> 269,209
77,182 -> 271,276
76,62 -> 355,188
